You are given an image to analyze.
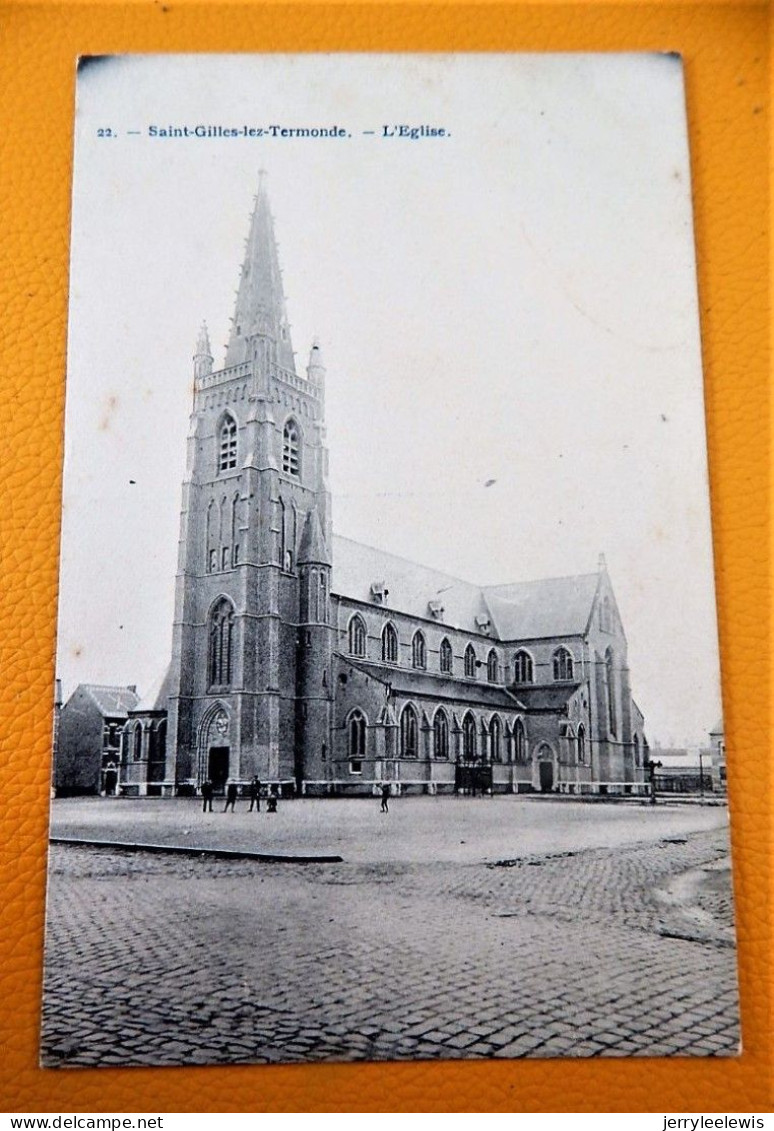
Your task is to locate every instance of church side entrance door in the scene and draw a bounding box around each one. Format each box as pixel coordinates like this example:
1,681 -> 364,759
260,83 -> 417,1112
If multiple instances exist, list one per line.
539,759 -> 554,792
208,746 -> 230,794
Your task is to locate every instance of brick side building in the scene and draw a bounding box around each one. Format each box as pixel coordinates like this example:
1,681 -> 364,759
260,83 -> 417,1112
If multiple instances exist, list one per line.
56,684 -> 138,796
123,178 -> 648,798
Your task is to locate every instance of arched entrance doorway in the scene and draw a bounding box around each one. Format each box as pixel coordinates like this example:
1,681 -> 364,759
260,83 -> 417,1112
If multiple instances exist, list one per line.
199,705 -> 231,794
537,744 -> 554,792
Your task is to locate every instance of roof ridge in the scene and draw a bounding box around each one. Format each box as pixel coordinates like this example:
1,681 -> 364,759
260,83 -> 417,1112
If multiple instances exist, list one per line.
80,682 -> 136,691
333,534 -> 599,592
484,571 -> 599,592
332,534 -> 479,589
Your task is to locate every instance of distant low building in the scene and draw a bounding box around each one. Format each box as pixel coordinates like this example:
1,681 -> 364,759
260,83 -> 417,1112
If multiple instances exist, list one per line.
55,684 -> 139,796
709,719 -> 726,792
650,746 -> 714,794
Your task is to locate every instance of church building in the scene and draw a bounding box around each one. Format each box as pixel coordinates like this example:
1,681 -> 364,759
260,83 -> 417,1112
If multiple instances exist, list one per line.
121,178 -> 648,799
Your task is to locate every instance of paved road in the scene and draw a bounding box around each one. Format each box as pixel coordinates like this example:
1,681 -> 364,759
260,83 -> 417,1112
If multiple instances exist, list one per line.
41,800 -> 740,1068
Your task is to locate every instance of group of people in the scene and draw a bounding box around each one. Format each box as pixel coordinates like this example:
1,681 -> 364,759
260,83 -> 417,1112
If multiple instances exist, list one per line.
199,778 -> 394,814
200,776 -> 279,814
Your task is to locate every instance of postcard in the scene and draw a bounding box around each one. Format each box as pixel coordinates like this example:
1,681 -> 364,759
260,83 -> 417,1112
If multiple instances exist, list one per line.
43,53 -> 739,1068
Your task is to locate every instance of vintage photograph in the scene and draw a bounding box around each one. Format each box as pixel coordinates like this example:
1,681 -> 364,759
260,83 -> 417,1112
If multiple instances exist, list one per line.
43,53 -> 739,1068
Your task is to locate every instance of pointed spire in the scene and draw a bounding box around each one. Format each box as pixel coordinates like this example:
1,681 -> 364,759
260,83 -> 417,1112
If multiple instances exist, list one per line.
307,338 -> 326,384
224,175 -> 295,372
298,506 -> 331,566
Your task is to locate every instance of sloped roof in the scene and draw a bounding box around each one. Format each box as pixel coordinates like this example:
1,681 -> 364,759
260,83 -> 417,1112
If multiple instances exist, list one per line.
81,684 -> 139,718
332,534 -> 601,642
484,573 -> 600,640
133,664 -> 173,713
332,536 -> 489,632
339,655 -> 525,712
510,683 -> 579,711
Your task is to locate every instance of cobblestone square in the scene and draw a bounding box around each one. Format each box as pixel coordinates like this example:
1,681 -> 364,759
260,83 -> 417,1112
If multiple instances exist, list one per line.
41,796 -> 740,1068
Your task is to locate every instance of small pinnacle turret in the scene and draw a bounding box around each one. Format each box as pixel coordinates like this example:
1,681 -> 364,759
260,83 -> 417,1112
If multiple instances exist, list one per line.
193,322 -> 213,380
307,338 -> 326,384
298,507 -> 331,566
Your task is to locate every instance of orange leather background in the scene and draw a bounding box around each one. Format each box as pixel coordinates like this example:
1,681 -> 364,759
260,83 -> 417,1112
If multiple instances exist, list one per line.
0,0 -> 769,1114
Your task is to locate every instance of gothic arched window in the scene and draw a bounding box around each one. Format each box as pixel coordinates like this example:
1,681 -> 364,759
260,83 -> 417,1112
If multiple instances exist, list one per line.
133,722 -> 143,762
382,623 -> 398,664
208,597 -> 235,688
487,649 -> 499,683
513,649 -> 533,684
440,637 -> 453,674
490,715 -> 502,762
218,414 -> 237,473
605,647 -> 617,736
552,646 -> 574,682
633,733 -> 640,768
462,712 -> 477,761
577,723 -> 586,765
412,631 -> 426,670
348,709 -> 366,773
514,718 -> 526,764
282,418 -> 300,478
400,705 -> 418,759
348,614 -> 366,657
433,709 -> 449,760
464,644 -> 477,679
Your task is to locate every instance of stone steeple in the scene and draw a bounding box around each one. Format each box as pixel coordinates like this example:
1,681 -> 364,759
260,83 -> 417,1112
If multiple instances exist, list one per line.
224,173 -> 295,372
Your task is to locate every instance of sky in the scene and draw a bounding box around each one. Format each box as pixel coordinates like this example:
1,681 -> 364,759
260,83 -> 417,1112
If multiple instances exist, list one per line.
57,53 -> 723,745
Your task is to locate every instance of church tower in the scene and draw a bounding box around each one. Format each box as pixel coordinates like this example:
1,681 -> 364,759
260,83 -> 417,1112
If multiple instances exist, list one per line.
166,175 -> 333,793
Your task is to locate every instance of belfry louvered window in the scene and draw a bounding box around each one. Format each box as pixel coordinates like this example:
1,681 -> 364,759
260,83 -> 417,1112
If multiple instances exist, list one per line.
282,419 -> 300,477
218,415 -> 237,473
